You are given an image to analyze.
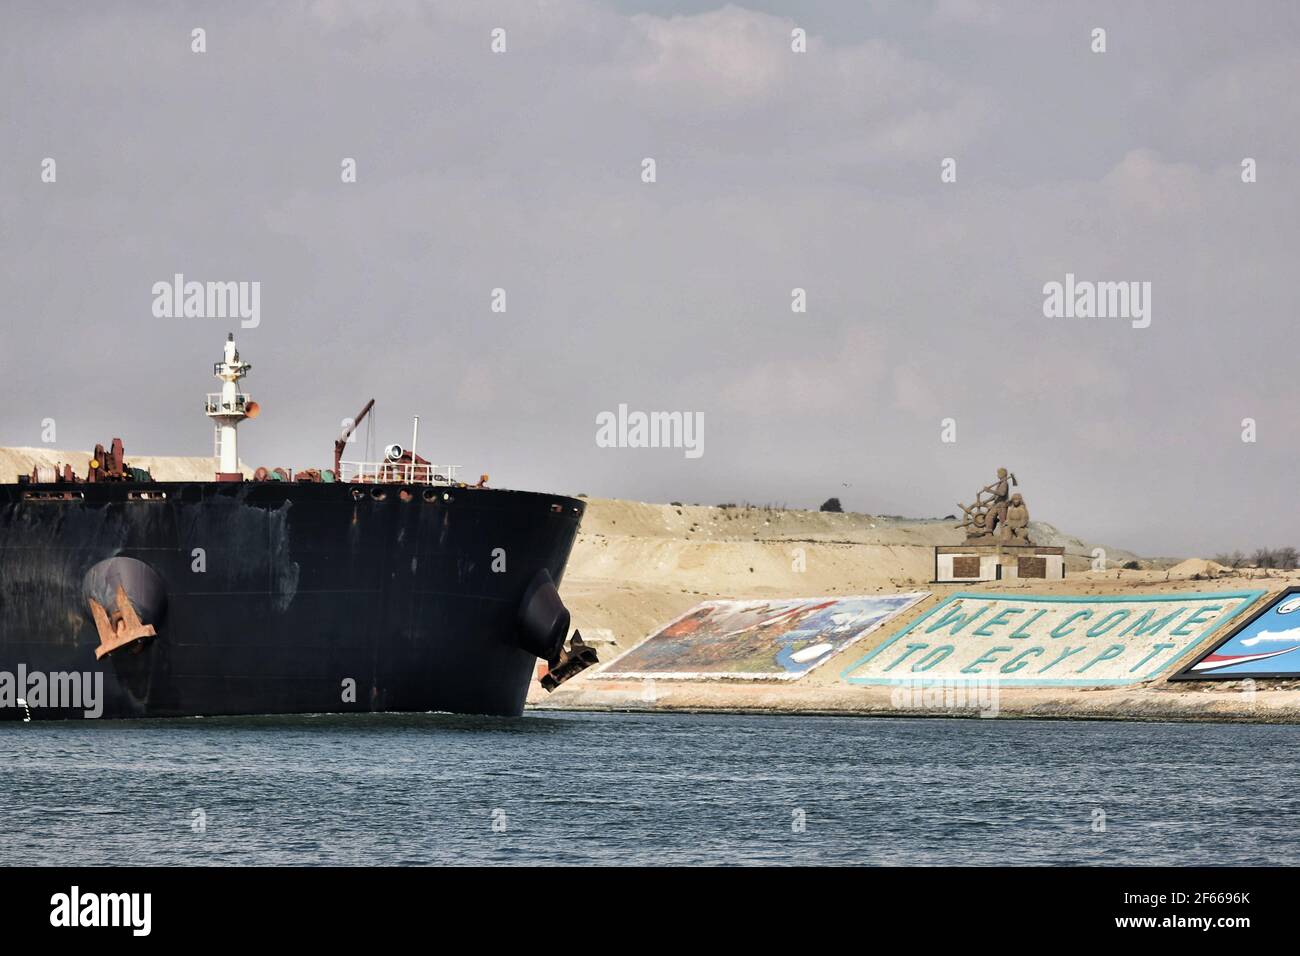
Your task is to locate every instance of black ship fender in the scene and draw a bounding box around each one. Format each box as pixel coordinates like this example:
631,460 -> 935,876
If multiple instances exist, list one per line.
515,568 -> 598,691
82,557 -> 166,659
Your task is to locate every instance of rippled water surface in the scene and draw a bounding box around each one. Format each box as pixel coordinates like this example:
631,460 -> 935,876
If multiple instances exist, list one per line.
3,712 -> 1296,865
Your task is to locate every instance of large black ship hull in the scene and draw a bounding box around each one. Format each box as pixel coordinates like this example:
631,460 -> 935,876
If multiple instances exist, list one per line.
0,481 -> 584,720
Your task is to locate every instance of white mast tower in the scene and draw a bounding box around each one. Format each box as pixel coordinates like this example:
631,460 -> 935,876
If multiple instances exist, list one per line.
204,333 -> 258,480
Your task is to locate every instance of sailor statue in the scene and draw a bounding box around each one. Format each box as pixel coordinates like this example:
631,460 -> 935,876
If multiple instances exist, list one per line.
957,468 -> 1032,544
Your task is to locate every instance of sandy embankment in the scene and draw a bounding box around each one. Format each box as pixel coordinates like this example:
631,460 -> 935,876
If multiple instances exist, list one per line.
0,446 -> 248,481
537,498 -> 1300,722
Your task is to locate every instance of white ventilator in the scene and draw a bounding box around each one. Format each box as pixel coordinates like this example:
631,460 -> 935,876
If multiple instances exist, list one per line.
204,333 -> 257,477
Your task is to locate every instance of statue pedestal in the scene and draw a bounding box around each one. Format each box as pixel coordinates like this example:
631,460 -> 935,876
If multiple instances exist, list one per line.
934,543 -> 1065,583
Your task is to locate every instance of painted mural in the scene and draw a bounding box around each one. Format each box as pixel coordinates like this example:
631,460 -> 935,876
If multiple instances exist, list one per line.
841,591 -> 1264,687
597,593 -> 930,680
1172,587 -> 1300,679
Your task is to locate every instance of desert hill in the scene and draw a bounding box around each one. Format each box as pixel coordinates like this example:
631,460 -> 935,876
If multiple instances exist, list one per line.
0,446 -> 249,481
562,498 -> 1141,656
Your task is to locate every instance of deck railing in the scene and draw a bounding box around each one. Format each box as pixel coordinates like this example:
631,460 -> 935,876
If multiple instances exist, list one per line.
338,460 -> 461,485
204,392 -> 253,415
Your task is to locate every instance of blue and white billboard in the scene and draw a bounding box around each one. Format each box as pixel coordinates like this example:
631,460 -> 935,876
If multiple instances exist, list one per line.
1172,587 -> 1300,679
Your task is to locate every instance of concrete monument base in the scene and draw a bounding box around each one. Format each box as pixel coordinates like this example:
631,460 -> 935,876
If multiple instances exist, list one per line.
934,543 -> 1065,583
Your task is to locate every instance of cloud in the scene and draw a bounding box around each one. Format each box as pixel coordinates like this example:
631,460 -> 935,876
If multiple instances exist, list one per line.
630,6 -> 791,106
1098,149 -> 1205,218
2,1 -> 1299,556
927,0 -> 1005,28
891,364 -> 942,420
620,5 -> 993,164
718,327 -> 885,416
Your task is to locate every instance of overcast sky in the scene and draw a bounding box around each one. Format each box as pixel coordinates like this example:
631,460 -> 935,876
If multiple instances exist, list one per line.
2,1 -> 1298,557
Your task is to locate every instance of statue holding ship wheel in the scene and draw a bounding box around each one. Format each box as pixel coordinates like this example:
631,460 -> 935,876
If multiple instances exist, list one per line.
957,467 -> 1032,544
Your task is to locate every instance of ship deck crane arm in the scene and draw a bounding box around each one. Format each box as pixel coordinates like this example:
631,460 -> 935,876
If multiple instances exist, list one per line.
334,398 -> 375,475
